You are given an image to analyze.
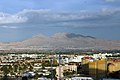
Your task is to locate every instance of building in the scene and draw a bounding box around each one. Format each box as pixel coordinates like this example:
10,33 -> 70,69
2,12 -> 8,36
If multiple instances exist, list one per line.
89,59 -> 107,79
56,63 -> 78,79
107,59 -> 120,73
71,77 -> 93,80
81,56 -> 94,75
93,53 -> 112,59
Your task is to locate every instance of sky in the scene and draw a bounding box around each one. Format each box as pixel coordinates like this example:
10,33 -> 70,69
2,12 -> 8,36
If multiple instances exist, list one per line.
0,0 -> 120,42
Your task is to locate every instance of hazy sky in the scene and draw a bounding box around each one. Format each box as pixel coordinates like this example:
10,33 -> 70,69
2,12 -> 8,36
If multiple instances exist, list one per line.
0,0 -> 120,42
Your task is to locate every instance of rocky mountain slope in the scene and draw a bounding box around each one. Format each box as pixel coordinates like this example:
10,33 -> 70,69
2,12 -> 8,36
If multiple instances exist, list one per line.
0,33 -> 120,50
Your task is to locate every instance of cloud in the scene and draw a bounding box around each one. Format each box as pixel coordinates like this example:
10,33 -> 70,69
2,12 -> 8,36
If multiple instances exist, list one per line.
15,9 -> 112,24
0,12 -> 27,24
0,9 -> 91,24
0,9 -> 96,25
0,8 -> 120,28
101,8 -> 120,15
16,9 -> 94,23
0,26 -> 17,29
105,0 -> 116,2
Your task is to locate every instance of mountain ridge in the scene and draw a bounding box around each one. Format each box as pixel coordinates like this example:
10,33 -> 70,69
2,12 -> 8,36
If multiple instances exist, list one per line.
0,33 -> 120,50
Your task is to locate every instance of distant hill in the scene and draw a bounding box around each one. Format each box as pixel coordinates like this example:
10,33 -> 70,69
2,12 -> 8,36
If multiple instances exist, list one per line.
0,33 -> 120,50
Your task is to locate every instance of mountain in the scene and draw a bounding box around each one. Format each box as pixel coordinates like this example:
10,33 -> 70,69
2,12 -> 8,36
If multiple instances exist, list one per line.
0,33 -> 120,50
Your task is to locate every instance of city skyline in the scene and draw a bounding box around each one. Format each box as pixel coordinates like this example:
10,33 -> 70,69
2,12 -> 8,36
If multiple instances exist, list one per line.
0,0 -> 120,42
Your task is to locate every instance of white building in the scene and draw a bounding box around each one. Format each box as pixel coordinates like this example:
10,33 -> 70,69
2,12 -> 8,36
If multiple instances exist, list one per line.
103,78 -> 120,80
93,53 -> 112,59
70,77 -> 93,80
56,64 -> 77,79
57,55 -> 84,64
69,55 -> 84,63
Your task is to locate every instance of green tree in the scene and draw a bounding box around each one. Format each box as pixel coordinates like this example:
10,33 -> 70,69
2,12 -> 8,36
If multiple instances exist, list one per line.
1,65 -> 10,75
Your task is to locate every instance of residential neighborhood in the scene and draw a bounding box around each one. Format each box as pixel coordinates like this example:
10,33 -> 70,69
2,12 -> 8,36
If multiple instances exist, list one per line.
0,51 -> 120,80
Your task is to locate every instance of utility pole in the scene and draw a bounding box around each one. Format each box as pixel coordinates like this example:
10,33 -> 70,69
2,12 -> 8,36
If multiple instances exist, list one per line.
50,58 -> 53,80
58,53 -> 61,80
